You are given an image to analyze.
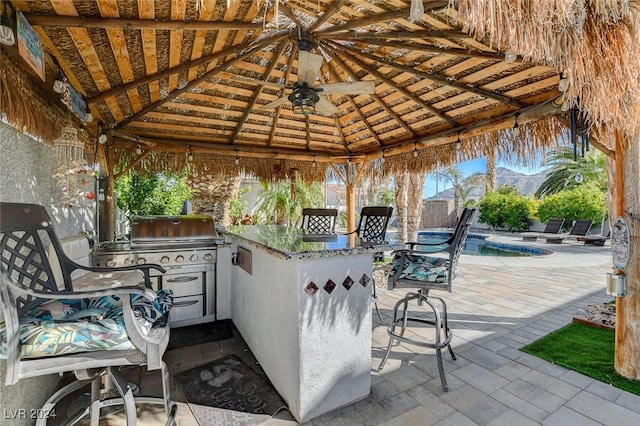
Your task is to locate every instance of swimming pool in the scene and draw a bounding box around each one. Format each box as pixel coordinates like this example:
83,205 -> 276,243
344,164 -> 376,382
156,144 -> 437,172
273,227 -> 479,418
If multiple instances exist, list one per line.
417,231 -> 553,257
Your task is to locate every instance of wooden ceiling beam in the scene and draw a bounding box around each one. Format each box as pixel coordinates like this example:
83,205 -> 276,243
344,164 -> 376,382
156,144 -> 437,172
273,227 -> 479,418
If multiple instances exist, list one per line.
23,13 -> 263,31
322,55 -> 382,147
278,2 -> 305,29
268,45 -> 296,147
115,33 -> 287,129
329,37 -> 504,61
111,133 -> 347,161
344,45 -> 525,108
323,42 -> 458,127
359,100 -> 563,161
308,0 -> 347,32
322,30 -> 471,40
229,40 -> 289,143
315,2 -> 449,34
324,48 -> 415,138
89,32 -> 282,104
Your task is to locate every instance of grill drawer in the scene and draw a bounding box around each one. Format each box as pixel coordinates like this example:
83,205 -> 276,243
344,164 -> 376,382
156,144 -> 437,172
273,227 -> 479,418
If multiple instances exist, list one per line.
163,273 -> 203,297
170,296 -> 204,323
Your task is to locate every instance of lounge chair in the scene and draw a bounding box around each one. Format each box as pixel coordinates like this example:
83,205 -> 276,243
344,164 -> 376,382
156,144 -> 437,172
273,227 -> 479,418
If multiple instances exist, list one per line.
519,218 -> 565,241
542,219 -> 593,244
578,231 -> 610,246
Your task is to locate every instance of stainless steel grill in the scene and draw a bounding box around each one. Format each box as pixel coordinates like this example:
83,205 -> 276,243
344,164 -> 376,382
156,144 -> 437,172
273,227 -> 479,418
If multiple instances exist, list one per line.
91,215 -> 219,327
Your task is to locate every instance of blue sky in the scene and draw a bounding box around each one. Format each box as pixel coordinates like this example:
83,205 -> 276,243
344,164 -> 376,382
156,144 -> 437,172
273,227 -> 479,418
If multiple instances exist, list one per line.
422,157 -> 546,198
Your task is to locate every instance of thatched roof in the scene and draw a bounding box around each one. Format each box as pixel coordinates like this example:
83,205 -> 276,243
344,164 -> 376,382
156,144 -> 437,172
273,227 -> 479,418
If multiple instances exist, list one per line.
3,0 -> 638,180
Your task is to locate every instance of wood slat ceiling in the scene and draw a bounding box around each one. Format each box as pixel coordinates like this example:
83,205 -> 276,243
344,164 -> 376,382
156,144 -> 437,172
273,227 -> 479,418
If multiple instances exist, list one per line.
14,0 -> 562,163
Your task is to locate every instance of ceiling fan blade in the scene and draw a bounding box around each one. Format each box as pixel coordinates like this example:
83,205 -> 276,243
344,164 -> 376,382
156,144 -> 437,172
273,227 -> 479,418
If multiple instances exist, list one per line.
260,96 -> 290,110
315,81 -> 376,95
297,51 -> 324,86
315,97 -> 340,115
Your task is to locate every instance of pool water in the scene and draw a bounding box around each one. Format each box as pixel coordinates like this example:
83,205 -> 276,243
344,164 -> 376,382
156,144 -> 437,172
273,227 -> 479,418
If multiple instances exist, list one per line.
417,232 -> 552,257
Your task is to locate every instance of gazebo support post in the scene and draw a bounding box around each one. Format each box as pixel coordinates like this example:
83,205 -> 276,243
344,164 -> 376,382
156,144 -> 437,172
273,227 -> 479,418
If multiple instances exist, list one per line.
612,131 -> 640,380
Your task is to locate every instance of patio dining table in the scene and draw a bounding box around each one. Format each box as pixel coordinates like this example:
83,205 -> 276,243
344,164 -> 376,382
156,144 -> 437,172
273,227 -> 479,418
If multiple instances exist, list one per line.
220,225 -> 400,422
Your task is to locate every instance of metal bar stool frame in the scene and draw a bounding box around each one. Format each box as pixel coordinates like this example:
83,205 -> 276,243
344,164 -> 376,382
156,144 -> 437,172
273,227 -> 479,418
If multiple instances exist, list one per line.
300,208 -> 338,234
378,208 -> 476,391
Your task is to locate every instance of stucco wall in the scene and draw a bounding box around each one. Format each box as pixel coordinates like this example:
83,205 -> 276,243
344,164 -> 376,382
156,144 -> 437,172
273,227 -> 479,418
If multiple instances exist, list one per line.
0,122 -> 95,424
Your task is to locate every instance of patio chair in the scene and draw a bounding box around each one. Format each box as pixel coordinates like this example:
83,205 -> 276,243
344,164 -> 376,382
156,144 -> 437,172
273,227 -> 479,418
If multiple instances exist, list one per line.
542,219 -> 593,244
378,208 -> 476,391
300,208 -> 338,234
578,231 -> 610,246
0,202 -> 177,425
343,206 -> 393,322
344,206 -> 394,243
519,218 -> 565,241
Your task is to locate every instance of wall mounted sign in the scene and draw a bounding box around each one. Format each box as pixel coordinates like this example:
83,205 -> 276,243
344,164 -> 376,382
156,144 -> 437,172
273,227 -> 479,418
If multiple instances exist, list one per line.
611,217 -> 629,271
16,10 -> 44,81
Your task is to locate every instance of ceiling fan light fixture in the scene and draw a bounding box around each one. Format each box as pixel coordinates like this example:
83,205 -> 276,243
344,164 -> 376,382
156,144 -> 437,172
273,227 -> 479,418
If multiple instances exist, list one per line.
289,85 -> 319,115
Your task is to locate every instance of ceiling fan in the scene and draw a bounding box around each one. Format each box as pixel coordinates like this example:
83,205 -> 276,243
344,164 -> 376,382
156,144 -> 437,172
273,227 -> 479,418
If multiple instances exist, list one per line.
259,43 -> 375,116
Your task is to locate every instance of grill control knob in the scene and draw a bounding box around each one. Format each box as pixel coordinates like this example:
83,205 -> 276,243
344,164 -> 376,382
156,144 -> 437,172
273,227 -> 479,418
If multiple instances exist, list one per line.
190,254 -> 198,262
137,258 -> 146,265
106,259 -> 116,268
124,258 -> 133,266
203,253 -> 213,261
160,256 -> 170,264
175,255 -> 185,263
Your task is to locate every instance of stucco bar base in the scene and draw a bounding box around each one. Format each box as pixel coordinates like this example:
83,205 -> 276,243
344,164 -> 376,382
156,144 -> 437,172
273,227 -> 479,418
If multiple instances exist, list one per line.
228,239 -> 373,422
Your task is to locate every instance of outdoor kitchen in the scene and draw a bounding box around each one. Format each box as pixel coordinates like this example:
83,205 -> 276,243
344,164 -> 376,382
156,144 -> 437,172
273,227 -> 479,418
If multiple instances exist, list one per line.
90,215 -> 231,328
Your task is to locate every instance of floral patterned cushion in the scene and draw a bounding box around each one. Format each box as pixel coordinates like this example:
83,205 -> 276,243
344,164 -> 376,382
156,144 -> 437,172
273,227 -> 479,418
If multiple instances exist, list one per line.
389,253 -> 451,283
0,290 -> 173,359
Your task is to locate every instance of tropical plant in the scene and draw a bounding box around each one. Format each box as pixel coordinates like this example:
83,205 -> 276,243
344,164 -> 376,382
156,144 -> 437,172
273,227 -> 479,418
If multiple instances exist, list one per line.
374,187 -> 395,206
430,165 -> 462,216
254,179 -> 324,226
477,185 -> 534,231
537,183 -> 606,229
229,186 -> 251,225
115,171 -> 192,221
535,148 -> 607,198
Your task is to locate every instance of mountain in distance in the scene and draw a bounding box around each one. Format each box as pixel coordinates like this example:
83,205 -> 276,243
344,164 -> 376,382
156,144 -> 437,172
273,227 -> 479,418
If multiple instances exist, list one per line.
426,167 -> 549,200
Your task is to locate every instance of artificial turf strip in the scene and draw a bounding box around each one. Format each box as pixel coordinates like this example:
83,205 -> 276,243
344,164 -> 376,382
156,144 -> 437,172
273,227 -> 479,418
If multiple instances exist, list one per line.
520,323 -> 640,396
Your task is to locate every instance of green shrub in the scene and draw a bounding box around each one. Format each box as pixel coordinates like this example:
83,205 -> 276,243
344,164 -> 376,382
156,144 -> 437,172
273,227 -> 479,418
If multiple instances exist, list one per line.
478,185 -> 533,231
115,172 -> 192,221
229,186 -> 251,225
537,183 -> 606,230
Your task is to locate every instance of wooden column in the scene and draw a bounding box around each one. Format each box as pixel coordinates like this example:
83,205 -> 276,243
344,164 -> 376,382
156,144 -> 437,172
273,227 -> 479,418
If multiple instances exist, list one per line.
613,131 -> 640,380
100,139 -> 115,242
345,162 -> 357,233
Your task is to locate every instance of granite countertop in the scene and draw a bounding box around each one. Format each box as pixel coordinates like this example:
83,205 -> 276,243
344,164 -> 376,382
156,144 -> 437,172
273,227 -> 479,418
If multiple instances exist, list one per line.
220,225 -> 400,260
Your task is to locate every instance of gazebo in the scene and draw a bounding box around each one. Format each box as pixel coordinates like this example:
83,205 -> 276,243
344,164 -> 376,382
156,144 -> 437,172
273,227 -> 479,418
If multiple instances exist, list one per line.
1,0 -> 638,415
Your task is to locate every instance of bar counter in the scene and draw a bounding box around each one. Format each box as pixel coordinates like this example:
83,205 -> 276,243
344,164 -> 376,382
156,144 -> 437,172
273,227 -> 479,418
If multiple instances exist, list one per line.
220,225 -> 399,422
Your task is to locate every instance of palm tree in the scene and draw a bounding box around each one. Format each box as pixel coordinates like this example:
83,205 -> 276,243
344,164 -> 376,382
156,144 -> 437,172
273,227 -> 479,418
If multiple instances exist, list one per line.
254,179 -> 324,225
535,148 -> 607,198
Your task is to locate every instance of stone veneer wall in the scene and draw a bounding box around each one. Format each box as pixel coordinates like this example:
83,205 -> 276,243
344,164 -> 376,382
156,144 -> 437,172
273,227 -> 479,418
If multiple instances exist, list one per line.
0,122 -> 95,424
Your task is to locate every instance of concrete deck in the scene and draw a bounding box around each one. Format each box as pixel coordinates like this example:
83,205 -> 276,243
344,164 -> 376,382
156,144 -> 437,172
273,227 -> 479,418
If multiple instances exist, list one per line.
93,233 -> 640,425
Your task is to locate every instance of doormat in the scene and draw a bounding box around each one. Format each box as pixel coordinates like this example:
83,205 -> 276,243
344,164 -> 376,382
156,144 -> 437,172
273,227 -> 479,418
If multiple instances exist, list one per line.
167,319 -> 234,350
174,355 -> 287,417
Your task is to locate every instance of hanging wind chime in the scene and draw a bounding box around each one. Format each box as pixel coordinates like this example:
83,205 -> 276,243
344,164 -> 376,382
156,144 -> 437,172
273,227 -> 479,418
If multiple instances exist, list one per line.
52,127 -> 96,208
569,108 -> 590,161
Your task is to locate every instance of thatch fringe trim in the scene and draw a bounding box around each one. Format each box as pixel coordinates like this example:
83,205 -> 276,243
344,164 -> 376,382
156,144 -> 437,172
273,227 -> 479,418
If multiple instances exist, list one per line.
0,51 -> 88,145
113,148 -> 328,183
452,0 -> 640,139
378,116 -> 565,176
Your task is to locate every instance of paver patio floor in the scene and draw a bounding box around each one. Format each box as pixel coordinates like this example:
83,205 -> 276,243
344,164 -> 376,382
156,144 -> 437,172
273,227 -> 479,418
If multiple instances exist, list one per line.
92,234 -> 640,425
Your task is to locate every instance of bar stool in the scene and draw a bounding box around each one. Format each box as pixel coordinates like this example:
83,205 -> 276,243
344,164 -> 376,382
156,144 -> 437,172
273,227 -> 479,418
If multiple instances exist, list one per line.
300,208 -> 338,234
378,208 -> 476,391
